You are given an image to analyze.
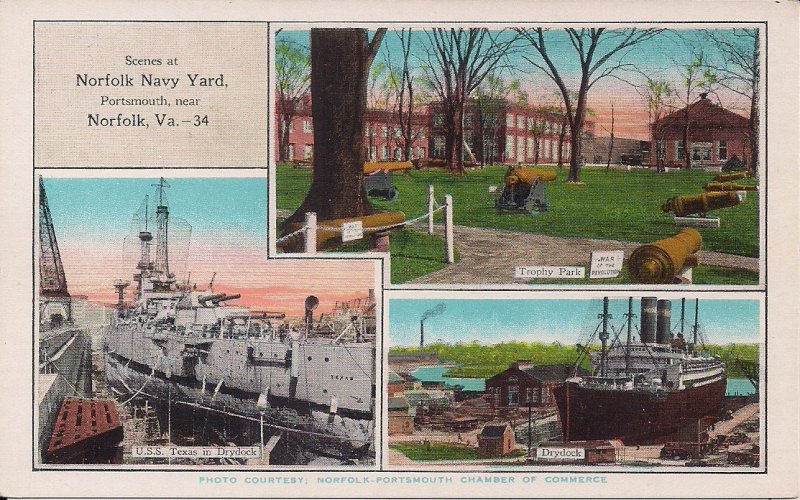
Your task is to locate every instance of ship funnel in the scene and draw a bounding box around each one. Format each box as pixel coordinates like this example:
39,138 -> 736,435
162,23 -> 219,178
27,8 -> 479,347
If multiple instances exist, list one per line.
656,299 -> 672,344
304,295 -> 319,338
640,297 -> 657,344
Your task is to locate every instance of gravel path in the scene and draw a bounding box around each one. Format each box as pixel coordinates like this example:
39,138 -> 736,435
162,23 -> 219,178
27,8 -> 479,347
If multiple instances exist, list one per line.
276,209 -> 759,284
409,224 -> 758,285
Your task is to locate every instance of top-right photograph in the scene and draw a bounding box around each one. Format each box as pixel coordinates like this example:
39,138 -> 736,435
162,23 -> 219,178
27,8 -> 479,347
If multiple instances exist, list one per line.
274,26 -> 762,287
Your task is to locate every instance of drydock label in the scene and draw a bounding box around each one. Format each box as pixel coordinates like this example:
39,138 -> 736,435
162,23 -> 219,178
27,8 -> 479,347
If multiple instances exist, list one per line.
130,446 -> 261,459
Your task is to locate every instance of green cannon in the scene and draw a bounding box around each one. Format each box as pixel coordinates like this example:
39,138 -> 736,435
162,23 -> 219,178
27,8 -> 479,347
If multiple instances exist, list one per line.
628,229 -> 702,284
496,166 -> 557,213
662,192 -> 741,217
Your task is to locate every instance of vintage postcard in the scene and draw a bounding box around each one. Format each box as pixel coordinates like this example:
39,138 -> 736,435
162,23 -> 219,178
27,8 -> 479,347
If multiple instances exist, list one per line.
0,1 -> 798,499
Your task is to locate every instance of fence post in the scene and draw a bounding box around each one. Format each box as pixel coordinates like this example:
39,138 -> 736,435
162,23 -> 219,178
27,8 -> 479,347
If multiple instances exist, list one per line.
304,212 -> 317,254
444,195 -> 454,264
427,184 -> 435,235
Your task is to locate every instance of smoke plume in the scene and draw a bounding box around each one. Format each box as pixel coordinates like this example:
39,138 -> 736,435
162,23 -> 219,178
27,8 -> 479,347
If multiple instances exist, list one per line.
421,303 -> 446,322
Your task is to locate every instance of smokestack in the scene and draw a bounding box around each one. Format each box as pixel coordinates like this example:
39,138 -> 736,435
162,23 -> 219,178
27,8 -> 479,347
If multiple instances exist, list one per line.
656,299 -> 672,344
640,297 -> 657,343
420,320 -> 424,349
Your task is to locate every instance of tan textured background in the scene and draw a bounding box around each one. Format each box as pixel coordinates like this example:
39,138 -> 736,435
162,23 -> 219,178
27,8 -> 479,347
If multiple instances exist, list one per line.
34,22 -> 267,167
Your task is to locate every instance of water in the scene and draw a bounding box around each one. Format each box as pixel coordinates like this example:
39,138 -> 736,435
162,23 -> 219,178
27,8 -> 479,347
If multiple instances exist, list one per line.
409,366 -> 485,392
726,377 -> 757,396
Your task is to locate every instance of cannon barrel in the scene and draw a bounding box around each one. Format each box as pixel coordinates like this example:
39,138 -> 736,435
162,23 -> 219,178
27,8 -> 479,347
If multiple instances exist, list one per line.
661,192 -> 741,217
198,293 -> 227,305
703,182 -> 758,192
628,229 -> 702,284
363,161 -> 413,174
278,211 -> 407,252
212,293 -> 241,304
505,167 -> 557,186
713,171 -> 750,182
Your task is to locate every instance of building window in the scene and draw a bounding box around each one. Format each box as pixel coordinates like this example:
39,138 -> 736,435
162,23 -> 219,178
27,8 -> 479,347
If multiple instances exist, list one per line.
303,144 -> 313,160
382,145 -> 389,160
282,120 -> 294,133
464,115 -> 473,128
394,147 -> 402,161
550,140 -> 556,160
394,128 -> 401,138
675,140 -> 685,161
656,140 -> 666,161
303,120 -> 312,133
382,126 -> 389,138
506,114 -> 515,128
505,135 -> 515,159
369,145 -> 377,161
717,140 -> 728,161
418,130 -> 426,139
526,137 -> 534,158
692,142 -> 712,162
433,114 -> 444,127
517,115 -> 525,130
527,117 -> 534,130
288,143 -> 295,159
417,147 -> 426,158
508,385 -> 519,407
433,136 -> 445,158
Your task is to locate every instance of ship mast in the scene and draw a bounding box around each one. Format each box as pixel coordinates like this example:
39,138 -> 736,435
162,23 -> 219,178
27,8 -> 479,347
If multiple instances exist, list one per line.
624,297 -> 634,376
598,297 -> 611,377
153,177 -> 171,277
692,298 -> 699,348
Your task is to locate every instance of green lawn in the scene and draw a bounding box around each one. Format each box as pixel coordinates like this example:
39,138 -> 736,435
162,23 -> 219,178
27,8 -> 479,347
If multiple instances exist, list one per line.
336,229 -> 460,283
389,341 -> 759,379
389,443 -> 480,461
276,163 -> 759,258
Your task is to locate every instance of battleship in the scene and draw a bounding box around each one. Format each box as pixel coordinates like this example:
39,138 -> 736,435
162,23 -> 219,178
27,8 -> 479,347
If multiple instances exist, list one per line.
553,297 -> 727,445
103,178 -> 376,463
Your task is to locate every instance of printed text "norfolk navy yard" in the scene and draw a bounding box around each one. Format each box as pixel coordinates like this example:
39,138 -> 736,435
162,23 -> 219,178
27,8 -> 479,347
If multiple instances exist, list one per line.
76,73 -> 227,89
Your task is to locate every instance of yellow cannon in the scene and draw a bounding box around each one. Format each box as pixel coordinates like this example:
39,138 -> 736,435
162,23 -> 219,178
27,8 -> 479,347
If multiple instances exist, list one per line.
496,166 -> 557,212
661,192 -> 741,217
703,182 -> 758,192
713,171 -> 750,182
628,229 -> 702,284
279,211 -> 407,252
363,161 -> 413,201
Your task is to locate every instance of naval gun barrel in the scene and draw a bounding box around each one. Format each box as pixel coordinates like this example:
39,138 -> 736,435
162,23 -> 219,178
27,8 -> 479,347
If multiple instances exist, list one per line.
661,191 -> 741,217
198,293 -> 226,305
211,293 -> 241,304
628,229 -> 702,284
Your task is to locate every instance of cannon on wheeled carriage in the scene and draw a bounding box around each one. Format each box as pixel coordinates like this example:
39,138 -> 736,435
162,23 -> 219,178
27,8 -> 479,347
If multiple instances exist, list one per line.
363,161 -> 413,201
495,166 -> 557,213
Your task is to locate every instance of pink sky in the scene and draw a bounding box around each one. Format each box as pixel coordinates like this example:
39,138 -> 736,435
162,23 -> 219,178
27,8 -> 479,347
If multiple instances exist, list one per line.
60,237 -> 377,319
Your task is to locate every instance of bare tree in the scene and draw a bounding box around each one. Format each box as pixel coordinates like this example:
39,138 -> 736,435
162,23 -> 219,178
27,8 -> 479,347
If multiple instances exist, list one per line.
635,77 -> 674,172
517,28 -> 664,182
275,39 -> 311,163
474,73 -> 524,166
422,28 -> 517,175
676,52 -> 717,169
704,28 -> 759,172
282,28 -> 387,228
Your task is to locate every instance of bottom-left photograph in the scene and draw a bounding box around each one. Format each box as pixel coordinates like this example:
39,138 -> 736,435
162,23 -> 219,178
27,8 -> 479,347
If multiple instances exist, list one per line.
36,173 -> 379,468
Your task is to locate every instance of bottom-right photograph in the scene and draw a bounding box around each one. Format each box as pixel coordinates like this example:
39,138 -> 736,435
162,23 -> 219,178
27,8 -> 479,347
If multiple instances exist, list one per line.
386,295 -> 762,470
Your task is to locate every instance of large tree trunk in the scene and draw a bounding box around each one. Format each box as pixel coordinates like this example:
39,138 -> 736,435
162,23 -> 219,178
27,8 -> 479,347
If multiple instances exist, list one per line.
279,113 -> 293,163
282,29 -> 378,227
749,30 -> 759,175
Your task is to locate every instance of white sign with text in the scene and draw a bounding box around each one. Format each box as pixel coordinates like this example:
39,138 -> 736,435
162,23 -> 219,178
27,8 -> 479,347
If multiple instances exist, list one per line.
341,221 -> 364,242
589,250 -> 625,279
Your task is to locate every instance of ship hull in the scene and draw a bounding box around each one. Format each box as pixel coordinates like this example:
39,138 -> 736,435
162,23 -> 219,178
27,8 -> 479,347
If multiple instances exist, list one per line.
553,378 -> 727,444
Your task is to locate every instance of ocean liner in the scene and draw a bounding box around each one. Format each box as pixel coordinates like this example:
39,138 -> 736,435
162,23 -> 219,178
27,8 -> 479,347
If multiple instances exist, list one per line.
103,178 -> 376,461
553,297 -> 727,444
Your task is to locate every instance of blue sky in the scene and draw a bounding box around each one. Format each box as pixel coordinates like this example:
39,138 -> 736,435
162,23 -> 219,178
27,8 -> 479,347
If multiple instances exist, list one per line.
389,297 -> 761,347
278,28 -> 758,138
43,177 -> 267,242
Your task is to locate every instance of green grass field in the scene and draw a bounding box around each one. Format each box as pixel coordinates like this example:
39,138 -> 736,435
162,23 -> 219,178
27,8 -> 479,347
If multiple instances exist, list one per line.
389,443 -> 526,461
277,164 -> 759,257
389,341 -> 759,379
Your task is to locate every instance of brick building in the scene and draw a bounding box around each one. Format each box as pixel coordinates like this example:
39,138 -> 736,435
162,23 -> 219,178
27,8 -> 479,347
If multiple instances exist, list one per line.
387,396 -> 414,436
485,361 -> 579,408
427,99 -> 595,165
478,423 -> 516,457
275,97 -> 428,164
650,94 -> 751,168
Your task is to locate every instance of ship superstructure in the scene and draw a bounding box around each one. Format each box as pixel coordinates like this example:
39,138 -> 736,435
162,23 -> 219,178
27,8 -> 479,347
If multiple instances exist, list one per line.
103,179 -> 376,460
554,297 -> 727,444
